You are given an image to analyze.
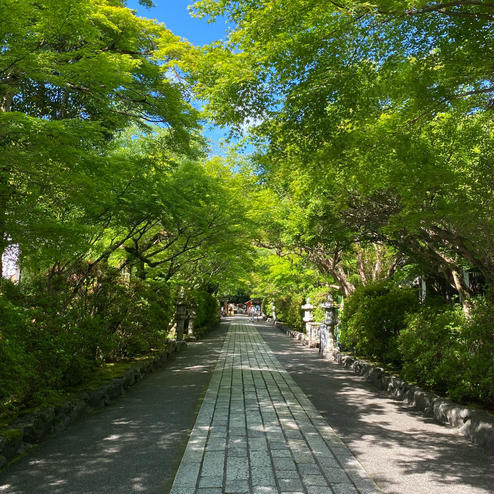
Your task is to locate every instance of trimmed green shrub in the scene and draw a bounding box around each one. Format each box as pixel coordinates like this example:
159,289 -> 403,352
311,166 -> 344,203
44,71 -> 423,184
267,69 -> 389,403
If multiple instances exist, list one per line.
0,267 -> 175,413
111,278 -> 172,356
272,293 -> 304,332
399,297 -> 494,409
339,280 -> 419,364
191,290 -> 219,337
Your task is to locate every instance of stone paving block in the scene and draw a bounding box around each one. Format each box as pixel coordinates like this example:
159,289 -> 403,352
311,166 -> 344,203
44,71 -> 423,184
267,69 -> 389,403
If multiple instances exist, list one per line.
318,455 -> 340,469
271,448 -> 291,457
296,462 -> 321,475
306,487 -> 338,494
250,450 -> 272,468
210,425 -> 228,436
300,474 -> 329,486
330,483 -> 359,494
322,467 -> 351,483
350,476 -> 381,494
267,434 -> 286,444
173,461 -> 201,487
277,477 -> 304,491
227,456 -> 249,481
225,479 -> 250,493
330,446 -> 357,463
206,437 -> 227,451
201,451 -> 225,477
251,466 -> 277,486
229,444 -> 248,456
275,469 -> 299,479
197,489 -> 223,494
229,426 -> 247,436
284,430 -> 304,440
249,429 -> 266,438
170,488 -> 192,494
272,457 -> 297,471
269,440 -> 289,450
181,448 -> 205,463
292,452 -> 315,463
199,476 -> 223,488
252,486 -> 279,494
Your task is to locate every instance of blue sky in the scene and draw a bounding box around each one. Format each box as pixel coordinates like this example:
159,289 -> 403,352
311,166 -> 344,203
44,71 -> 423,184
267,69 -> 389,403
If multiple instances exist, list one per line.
126,0 -> 229,46
126,0 -> 234,154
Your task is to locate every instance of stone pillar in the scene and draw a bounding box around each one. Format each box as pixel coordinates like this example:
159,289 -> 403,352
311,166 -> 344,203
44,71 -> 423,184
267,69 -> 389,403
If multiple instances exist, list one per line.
308,322 -> 321,348
320,295 -> 338,356
301,298 -> 314,345
187,302 -> 198,338
175,296 -> 187,341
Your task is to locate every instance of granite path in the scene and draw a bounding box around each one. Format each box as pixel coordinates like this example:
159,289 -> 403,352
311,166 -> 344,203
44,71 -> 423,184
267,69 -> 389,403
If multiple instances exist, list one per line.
170,318 -> 380,494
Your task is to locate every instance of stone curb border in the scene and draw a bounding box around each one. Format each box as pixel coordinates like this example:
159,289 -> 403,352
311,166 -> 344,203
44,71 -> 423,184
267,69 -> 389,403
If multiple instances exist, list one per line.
268,320 -> 494,454
0,340 -> 188,470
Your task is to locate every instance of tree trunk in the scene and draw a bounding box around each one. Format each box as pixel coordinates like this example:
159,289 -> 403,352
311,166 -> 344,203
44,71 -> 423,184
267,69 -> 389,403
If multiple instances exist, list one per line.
372,243 -> 383,280
334,264 -> 356,296
451,268 -> 471,315
356,245 -> 368,284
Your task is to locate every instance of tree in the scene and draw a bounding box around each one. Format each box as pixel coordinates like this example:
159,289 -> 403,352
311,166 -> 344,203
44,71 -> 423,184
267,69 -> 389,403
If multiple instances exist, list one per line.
0,0 -> 198,278
185,0 -> 493,308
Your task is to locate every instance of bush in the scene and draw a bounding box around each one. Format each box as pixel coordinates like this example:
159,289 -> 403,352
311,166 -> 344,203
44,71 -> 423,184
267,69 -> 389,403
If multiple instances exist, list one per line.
339,280 -> 419,364
191,290 -> 219,337
0,266 -> 175,413
267,293 -> 304,332
111,278 -> 173,356
399,297 -> 494,409
0,295 -> 36,412
305,288 -> 338,323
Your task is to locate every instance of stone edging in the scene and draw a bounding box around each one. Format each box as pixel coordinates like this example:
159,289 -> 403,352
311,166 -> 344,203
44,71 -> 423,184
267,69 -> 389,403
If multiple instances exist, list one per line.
270,320 -> 494,454
0,340 -> 187,470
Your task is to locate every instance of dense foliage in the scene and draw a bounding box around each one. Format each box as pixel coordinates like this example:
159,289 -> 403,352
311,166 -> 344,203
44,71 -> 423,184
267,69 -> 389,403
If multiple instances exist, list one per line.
0,0 -> 255,417
186,0 -> 493,309
0,0 -> 492,417
339,281 -> 419,364
182,0 -> 493,410
399,297 -> 494,408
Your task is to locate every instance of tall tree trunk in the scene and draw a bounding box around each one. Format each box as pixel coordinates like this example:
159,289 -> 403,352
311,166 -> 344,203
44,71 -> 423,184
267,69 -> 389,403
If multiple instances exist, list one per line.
356,245 -> 368,284
372,243 -> 383,280
334,264 -> 356,296
451,268 -> 471,315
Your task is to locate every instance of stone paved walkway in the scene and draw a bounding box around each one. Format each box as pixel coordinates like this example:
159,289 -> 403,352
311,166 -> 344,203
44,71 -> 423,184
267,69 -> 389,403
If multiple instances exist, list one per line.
170,319 -> 381,494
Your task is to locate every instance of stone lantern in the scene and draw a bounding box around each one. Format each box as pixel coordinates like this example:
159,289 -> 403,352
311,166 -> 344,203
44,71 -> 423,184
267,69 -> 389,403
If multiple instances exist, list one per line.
301,298 -> 314,344
320,294 -> 338,356
175,295 -> 187,341
272,303 -> 277,323
187,301 -> 198,338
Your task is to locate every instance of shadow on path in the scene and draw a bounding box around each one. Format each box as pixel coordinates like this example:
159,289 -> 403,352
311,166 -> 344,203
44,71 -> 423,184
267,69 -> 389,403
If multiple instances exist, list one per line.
258,322 -> 494,494
0,322 -> 229,494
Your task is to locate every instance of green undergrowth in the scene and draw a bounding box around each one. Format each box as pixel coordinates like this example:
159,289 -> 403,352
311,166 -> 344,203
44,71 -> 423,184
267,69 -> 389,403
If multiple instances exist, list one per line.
0,349 -> 168,431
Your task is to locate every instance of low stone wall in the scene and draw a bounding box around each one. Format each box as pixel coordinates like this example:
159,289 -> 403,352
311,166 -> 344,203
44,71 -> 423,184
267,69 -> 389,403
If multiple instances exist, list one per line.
0,340 -> 187,469
273,321 -> 494,454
